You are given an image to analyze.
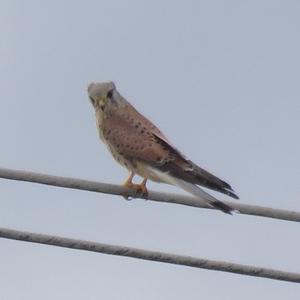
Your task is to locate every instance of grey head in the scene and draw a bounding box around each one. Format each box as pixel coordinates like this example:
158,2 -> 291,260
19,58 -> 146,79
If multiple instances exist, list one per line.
87,81 -> 126,112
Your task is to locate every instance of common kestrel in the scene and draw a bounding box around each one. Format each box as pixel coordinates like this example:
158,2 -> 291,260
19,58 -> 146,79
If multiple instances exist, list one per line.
88,81 -> 238,214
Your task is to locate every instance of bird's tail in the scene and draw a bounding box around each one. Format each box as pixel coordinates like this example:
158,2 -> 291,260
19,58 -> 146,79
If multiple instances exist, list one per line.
147,166 -> 237,214
171,177 -> 236,214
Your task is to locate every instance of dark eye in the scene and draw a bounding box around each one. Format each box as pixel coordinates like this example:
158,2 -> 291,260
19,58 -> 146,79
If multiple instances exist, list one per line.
107,89 -> 113,98
89,96 -> 95,105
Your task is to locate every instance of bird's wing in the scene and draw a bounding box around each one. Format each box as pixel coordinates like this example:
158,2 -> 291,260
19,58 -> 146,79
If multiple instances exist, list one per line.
150,134 -> 239,200
143,134 -> 238,214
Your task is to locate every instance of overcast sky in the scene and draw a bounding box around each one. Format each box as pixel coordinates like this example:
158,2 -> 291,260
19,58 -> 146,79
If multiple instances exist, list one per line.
1,1 -> 300,299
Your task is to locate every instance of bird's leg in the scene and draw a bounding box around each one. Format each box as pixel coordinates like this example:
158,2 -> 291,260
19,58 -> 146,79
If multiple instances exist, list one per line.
137,178 -> 148,198
123,172 -> 148,198
122,172 -> 135,200
123,172 -> 135,189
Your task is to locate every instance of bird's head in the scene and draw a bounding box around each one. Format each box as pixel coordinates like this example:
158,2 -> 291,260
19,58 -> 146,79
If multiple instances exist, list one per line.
87,81 -> 121,112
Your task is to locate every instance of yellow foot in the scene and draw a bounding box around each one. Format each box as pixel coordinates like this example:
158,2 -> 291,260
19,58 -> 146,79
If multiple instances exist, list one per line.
123,178 -> 148,199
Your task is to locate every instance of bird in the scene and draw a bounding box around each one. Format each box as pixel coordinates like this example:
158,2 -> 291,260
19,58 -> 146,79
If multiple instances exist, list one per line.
87,81 -> 239,214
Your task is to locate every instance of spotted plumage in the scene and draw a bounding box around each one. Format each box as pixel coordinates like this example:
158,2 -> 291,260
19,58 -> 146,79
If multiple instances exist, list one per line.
88,81 -> 239,214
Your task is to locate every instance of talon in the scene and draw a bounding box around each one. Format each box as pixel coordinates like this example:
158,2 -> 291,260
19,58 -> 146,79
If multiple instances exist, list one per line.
123,173 -> 148,199
124,182 -> 148,198
123,196 -> 133,201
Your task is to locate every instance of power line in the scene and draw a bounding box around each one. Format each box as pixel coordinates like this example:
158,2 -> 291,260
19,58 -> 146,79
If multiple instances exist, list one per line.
0,226 -> 299,283
0,167 -> 299,222
1,167 -> 299,282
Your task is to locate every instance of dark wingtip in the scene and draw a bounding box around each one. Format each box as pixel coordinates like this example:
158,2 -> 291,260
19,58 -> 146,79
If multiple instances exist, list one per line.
211,200 -> 236,214
225,189 -> 239,200
222,181 -> 232,190
220,180 -> 239,200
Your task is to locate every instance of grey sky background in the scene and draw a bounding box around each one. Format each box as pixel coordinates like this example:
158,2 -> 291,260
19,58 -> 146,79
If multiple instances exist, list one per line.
0,0 -> 299,299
